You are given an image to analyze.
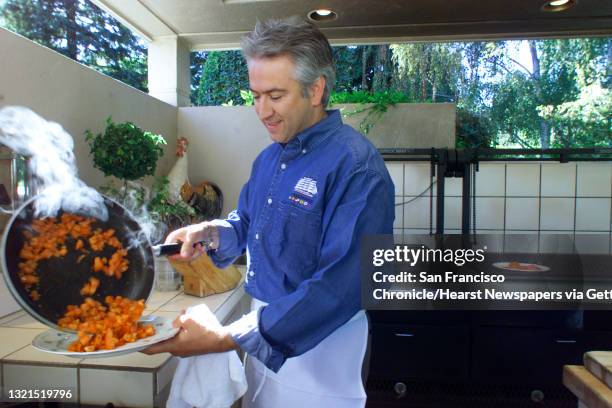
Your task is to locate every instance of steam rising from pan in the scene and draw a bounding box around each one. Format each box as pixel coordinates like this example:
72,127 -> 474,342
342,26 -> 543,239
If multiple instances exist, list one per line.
0,106 -> 108,220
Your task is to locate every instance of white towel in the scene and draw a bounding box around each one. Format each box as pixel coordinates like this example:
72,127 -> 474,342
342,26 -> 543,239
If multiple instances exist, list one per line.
166,304 -> 248,408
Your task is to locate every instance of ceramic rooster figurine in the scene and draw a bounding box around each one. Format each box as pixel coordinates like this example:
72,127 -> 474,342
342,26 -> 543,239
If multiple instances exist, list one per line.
167,137 -> 190,202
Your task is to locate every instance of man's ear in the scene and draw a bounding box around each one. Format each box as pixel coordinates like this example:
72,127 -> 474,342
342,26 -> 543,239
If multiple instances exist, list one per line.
308,76 -> 326,107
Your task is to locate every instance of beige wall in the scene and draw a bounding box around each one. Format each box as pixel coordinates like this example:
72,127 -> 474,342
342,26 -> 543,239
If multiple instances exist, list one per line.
0,28 -> 178,188
337,103 -> 456,149
178,106 -> 272,217
0,28 -> 178,316
178,104 -> 456,217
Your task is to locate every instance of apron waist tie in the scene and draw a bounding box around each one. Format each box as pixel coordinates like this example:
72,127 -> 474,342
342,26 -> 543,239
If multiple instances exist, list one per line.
251,356 -> 268,403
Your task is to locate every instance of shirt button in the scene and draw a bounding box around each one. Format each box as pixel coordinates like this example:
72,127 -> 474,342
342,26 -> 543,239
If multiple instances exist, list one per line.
249,271 -> 254,277
267,198 -> 272,204
302,149 -> 307,154
255,233 -> 259,240
280,163 -> 287,170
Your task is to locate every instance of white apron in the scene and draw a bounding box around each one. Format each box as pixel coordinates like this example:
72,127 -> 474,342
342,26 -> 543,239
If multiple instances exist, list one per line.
242,299 -> 369,408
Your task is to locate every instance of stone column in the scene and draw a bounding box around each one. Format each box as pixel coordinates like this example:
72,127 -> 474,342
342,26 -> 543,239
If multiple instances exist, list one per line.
148,36 -> 190,107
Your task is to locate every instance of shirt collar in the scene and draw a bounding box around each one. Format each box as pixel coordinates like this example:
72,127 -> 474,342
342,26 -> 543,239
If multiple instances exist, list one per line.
287,109 -> 343,153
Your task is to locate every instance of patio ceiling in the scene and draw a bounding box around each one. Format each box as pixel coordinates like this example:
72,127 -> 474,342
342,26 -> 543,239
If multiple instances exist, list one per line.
91,0 -> 612,50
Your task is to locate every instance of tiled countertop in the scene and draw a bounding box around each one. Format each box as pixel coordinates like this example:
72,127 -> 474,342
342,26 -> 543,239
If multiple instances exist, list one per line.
0,267 -> 248,407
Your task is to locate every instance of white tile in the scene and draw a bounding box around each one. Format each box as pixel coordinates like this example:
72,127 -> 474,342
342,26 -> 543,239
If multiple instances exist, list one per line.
443,197 -> 462,230
394,197 -> 404,230
3,364 -> 78,403
156,357 -> 179,394
158,286 -> 238,314
404,163 -> 434,196
474,197 -> 505,230
79,350 -> 171,369
576,198 -> 611,231
445,177 -> 463,197
540,198 -> 575,231
577,163 -> 612,197
541,163 -> 576,197
4,345 -> 81,365
0,310 -> 26,326
505,198 -> 540,230
80,368 -> 154,407
506,163 -> 540,196
386,162 -> 404,196
1,313 -> 47,329
146,290 -> 181,312
475,164 -> 505,196
0,328 -> 43,359
403,196 -> 435,229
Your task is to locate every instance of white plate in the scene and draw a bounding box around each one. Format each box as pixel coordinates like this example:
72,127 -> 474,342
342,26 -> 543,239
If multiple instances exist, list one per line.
32,315 -> 178,358
493,262 -> 550,273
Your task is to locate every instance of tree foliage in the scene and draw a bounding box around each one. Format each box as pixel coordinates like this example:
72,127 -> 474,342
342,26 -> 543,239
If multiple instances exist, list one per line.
193,50 -> 249,106
0,0 -> 148,91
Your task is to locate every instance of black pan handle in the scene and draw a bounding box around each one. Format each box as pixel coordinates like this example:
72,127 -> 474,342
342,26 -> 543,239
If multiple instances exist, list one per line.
152,241 -> 209,257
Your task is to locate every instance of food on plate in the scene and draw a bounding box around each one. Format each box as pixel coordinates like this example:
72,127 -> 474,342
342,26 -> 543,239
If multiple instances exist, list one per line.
507,261 -> 542,271
58,296 -> 155,352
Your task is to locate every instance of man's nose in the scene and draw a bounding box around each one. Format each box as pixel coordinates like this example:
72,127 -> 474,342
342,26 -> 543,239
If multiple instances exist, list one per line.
257,97 -> 273,120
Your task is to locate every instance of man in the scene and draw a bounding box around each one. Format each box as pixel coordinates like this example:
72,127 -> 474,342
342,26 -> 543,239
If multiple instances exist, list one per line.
144,19 -> 394,407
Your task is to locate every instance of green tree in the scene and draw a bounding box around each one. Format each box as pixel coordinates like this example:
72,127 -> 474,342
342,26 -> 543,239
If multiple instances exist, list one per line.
194,50 -> 249,106
391,43 -> 463,103
1,0 -> 148,91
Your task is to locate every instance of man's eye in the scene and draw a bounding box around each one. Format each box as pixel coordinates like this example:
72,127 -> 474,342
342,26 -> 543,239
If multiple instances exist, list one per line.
271,96 -> 282,101
253,95 -> 260,100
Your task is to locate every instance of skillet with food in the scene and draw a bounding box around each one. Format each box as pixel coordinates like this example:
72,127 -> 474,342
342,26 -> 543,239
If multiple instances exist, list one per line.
1,194 -> 190,331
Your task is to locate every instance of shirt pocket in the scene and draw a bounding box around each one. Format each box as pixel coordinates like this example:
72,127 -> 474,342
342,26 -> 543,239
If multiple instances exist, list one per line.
268,200 -> 322,279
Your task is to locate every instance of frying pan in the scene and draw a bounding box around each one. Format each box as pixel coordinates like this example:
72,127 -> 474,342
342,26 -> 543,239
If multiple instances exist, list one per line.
1,194 -> 191,331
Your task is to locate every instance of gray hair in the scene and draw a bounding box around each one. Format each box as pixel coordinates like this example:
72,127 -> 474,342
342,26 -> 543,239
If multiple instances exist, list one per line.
241,19 -> 335,106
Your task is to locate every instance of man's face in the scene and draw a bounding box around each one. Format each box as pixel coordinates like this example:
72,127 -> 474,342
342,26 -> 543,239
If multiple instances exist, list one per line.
248,55 -> 321,144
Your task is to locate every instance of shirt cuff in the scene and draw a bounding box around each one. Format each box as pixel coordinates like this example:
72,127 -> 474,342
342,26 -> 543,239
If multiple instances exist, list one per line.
209,219 -> 237,253
207,219 -> 238,266
226,308 -> 287,372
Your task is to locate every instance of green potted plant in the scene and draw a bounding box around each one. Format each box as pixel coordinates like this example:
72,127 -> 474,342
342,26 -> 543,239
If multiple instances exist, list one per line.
85,117 -> 166,195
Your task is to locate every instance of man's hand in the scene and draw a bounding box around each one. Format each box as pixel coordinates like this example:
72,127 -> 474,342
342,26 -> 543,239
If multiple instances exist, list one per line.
165,222 -> 220,260
141,312 -> 238,357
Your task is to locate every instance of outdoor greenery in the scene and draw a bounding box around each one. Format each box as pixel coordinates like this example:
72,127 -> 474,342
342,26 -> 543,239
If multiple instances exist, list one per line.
1,1 -> 609,148
85,117 -> 166,181
0,0 -> 148,91
191,41 -> 610,148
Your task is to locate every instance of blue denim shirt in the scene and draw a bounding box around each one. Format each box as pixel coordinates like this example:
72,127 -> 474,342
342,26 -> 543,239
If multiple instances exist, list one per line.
211,110 -> 394,372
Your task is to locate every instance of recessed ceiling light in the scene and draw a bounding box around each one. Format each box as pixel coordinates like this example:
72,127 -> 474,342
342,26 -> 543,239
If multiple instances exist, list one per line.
307,9 -> 338,22
541,0 -> 576,12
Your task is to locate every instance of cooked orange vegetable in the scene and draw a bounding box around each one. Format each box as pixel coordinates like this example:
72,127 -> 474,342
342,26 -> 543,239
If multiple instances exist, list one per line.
80,277 -> 100,296
18,213 -> 131,301
58,296 -> 154,352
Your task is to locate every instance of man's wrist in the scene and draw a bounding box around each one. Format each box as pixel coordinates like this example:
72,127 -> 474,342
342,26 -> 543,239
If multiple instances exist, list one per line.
218,329 -> 239,352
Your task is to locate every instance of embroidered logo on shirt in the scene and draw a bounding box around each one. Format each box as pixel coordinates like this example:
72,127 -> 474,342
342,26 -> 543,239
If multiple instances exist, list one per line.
288,194 -> 311,207
294,177 -> 318,198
